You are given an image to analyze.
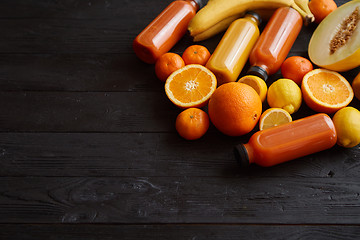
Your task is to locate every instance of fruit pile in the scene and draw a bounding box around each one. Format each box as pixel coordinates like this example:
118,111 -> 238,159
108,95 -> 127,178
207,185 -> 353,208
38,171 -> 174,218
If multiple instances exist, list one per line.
137,0 -> 360,151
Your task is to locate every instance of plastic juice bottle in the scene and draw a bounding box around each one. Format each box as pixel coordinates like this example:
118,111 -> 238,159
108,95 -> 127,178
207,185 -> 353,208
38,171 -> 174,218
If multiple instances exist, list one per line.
133,0 -> 207,64
234,113 -> 337,167
247,7 -> 303,81
205,12 -> 261,86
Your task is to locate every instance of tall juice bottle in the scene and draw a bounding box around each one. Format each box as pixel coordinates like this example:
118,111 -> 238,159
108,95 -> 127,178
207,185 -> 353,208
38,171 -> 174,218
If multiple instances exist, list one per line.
247,7 -> 303,81
234,113 -> 337,167
133,0 -> 207,64
206,12 -> 261,86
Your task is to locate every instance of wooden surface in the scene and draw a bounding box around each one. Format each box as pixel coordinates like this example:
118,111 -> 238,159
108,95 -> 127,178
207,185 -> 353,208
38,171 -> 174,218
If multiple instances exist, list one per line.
1,0 -> 360,239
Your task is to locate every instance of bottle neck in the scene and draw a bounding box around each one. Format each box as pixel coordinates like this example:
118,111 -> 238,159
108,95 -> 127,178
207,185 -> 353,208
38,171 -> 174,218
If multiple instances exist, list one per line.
247,65 -> 269,81
234,143 -> 253,167
183,0 -> 198,10
244,12 -> 261,26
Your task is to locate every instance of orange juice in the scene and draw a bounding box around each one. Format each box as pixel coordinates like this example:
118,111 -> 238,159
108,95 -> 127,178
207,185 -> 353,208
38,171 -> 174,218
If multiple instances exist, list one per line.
206,12 -> 261,86
234,113 -> 337,167
247,7 -> 303,81
133,0 -> 203,64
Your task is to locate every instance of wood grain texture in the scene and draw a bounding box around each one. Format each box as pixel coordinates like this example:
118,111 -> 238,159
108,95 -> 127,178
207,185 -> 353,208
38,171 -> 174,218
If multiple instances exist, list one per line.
1,224 -> 360,240
0,133 -> 358,178
1,176 -> 360,224
1,0 -> 360,238
0,92 -> 358,132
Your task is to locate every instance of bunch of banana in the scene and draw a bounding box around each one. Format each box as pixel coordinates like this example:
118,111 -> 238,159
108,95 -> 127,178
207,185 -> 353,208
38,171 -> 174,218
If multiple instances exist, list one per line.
189,0 -> 315,41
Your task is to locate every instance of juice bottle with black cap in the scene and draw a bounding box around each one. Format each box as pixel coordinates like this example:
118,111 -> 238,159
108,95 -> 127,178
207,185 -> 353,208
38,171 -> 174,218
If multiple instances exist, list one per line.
234,113 -> 337,167
247,7 -> 303,81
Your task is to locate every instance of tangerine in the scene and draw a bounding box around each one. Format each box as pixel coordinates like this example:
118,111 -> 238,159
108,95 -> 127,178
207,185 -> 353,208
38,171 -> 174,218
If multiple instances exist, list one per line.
175,108 -> 210,140
182,45 -> 211,66
155,52 -> 185,82
208,82 -> 262,136
281,56 -> 313,85
308,0 -> 337,23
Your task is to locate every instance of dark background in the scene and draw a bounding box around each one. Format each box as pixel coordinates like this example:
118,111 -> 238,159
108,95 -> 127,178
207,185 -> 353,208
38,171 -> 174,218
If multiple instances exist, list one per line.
0,0 -> 360,239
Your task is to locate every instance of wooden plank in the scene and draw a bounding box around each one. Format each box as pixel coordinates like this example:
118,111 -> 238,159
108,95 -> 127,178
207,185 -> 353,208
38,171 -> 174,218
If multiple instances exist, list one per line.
0,133 -> 358,178
0,53 -> 358,92
0,18 -> 314,55
0,0 -> 347,55
1,224 -> 360,240
0,91 -> 358,132
0,91 -> 178,132
0,53 -> 160,92
0,0 -> 170,21
0,1 -> 175,54
1,177 -> 360,224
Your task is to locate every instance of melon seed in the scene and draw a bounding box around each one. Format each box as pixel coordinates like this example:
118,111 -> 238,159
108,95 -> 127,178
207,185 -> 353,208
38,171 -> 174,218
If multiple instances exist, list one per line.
330,7 -> 359,54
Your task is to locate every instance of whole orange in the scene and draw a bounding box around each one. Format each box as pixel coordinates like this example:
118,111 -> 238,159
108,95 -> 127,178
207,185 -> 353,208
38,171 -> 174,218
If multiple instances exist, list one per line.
281,56 -> 313,85
308,0 -> 337,23
182,45 -> 211,66
155,52 -> 185,82
175,108 -> 210,140
208,82 -> 262,136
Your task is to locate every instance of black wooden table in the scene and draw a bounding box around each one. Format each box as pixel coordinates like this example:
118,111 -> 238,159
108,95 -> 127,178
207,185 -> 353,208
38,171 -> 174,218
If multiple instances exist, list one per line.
1,0 -> 360,239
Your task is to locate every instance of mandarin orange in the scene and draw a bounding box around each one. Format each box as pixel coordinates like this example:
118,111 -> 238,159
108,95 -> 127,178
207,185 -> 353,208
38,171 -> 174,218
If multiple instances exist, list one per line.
155,52 -> 185,82
308,0 -> 337,23
281,56 -> 313,85
182,45 -> 211,66
175,108 -> 210,140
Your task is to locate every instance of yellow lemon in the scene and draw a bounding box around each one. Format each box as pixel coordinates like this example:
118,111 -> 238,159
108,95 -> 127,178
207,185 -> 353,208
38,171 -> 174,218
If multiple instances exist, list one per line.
352,71 -> 360,101
332,107 -> 360,148
259,108 -> 292,131
267,79 -> 302,114
238,75 -> 268,102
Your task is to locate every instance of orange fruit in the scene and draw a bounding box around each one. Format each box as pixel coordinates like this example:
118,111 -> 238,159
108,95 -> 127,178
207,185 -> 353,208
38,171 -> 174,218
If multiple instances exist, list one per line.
155,52 -> 185,82
182,45 -> 211,66
259,108 -> 292,131
165,64 -> 217,108
308,0 -> 337,24
301,68 -> 354,114
281,56 -> 314,85
175,108 -> 210,140
208,82 -> 262,136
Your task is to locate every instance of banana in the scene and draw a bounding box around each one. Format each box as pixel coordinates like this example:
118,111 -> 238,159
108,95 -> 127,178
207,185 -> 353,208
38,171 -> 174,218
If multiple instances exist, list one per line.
192,14 -> 242,42
192,9 -> 276,42
188,0 -> 315,37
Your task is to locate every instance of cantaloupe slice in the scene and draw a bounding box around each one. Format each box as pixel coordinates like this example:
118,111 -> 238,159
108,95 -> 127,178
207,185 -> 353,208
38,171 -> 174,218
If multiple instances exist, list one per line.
308,0 -> 360,72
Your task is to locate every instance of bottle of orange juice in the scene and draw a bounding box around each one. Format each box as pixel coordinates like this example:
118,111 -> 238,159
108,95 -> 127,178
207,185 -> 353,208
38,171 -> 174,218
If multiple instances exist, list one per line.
133,0 -> 207,64
234,113 -> 337,167
247,7 -> 303,81
206,12 -> 261,86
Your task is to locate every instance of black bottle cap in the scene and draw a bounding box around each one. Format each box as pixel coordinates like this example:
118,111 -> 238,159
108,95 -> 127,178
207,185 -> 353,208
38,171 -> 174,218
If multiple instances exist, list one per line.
247,66 -> 268,82
194,0 -> 208,9
234,144 -> 250,167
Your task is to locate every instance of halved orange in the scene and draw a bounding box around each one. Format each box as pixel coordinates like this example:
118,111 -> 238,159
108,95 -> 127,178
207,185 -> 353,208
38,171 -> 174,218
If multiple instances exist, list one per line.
165,64 -> 217,108
301,68 -> 354,114
259,108 -> 292,131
